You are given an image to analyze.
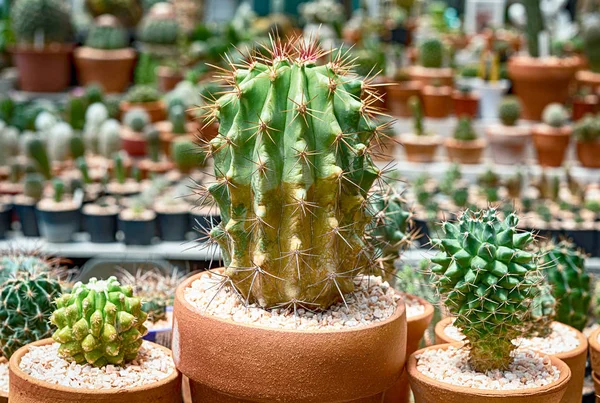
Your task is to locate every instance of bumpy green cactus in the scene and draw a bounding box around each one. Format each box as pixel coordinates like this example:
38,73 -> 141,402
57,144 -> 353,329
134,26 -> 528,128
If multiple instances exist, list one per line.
124,108 -> 150,132
528,274 -> 556,337
171,137 -> 203,173
169,104 -> 187,134
409,96 -> 425,136
419,38 -> 443,68
137,15 -> 179,46
542,103 -> 568,128
0,249 -> 55,286
86,15 -> 129,50
584,23 -> 600,73
429,209 -> 540,372
540,240 -> 590,331
10,0 -> 71,44
98,119 -> 122,157
27,137 -> 51,179
453,117 -> 477,141
145,126 -> 160,162
499,97 -> 521,126
51,277 -> 148,367
125,85 -> 161,104
23,173 -> 44,200
142,299 -> 167,323
202,37 -> 388,309
367,189 -> 413,276
0,271 -> 62,358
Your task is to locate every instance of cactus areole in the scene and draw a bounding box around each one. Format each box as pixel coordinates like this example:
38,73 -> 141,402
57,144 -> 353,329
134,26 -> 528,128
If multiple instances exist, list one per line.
202,37 -> 389,311
429,209 -> 540,372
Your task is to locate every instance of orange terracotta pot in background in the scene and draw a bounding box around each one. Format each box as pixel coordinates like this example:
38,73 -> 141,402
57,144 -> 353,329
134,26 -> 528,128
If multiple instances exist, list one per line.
508,56 -> 580,121
422,85 -> 452,118
74,47 -> 136,93
531,124 -> 572,167
575,70 -> 600,91
576,140 -> 600,168
486,124 -> 531,165
445,138 -> 486,164
387,81 -> 422,117
173,270 -> 408,403
120,100 -> 166,123
588,327 -> 600,376
157,66 -> 184,92
9,339 -> 182,403
452,90 -> 479,119
571,94 -> 598,121
400,134 -> 442,163
407,343 -> 571,403
11,44 -> 74,93
120,127 -> 147,157
384,296 -> 434,403
406,65 -> 454,87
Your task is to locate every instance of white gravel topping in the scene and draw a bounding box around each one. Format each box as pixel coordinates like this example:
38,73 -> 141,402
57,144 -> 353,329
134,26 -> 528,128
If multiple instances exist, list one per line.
416,346 -> 560,390
445,321 -> 580,355
184,273 -> 400,330
584,323 -> 599,338
19,342 -> 175,390
403,294 -> 426,318
0,361 -> 8,394
514,323 -> 580,355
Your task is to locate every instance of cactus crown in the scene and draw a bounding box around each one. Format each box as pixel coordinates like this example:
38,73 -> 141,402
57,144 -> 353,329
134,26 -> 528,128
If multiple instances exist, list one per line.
542,103 -> 568,128
429,209 -> 540,372
499,97 -> 521,126
540,240 -> 590,331
453,116 -> 477,141
201,36 -> 389,310
124,108 -> 150,132
419,38 -> 443,68
136,4 -> 179,46
86,15 -> 129,50
51,276 -> 148,367
11,0 -> 72,44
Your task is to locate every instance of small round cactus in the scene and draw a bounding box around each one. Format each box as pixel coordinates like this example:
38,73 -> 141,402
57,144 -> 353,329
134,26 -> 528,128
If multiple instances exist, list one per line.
124,108 -> 150,132
453,116 -> 477,141
86,14 -> 129,50
145,126 -> 161,162
419,38 -> 443,69
51,276 -> 148,367
499,97 -> 521,126
11,0 -> 71,44
171,137 -> 204,173
542,103 -> 568,128
136,3 -> 179,46
429,209 -> 541,372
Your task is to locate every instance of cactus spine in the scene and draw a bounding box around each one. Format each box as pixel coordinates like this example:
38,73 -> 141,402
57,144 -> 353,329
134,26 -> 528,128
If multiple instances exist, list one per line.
202,37 -> 388,310
429,209 -> 540,372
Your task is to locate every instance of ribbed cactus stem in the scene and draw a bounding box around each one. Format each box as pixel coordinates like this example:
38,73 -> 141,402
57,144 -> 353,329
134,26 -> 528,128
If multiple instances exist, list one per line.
523,0 -> 544,58
146,127 -> 160,162
204,37 -> 383,310
409,96 -> 424,136
114,154 -> 126,184
53,178 -> 64,203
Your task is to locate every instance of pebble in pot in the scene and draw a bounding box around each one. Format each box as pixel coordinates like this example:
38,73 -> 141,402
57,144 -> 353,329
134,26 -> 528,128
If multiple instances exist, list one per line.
36,178 -> 81,243
407,209 -> 572,403
8,277 -> 182,403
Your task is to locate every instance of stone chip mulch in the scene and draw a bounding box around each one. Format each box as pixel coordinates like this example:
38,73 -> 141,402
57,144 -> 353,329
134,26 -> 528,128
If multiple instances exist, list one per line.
0,360 -> 8,395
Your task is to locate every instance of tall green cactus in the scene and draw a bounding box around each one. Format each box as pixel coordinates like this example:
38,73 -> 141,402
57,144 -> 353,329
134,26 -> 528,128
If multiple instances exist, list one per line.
27,137 -> 51,179
523,0 -> 545,58
429,209 -> 540,372
409,96 -> 425,136
202,37 -> 387,310
584,23 -> 600,73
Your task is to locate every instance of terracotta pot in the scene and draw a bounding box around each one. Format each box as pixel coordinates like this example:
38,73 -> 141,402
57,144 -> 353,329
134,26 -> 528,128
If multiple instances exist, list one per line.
406,65 -> 454,87
507,56 -> 580,120
407,343 -> 571,403
172,270 -> 408,403
74,47 -> 136,93
588,327 -> 600,376
157,66 -> 184,92
434,319 -> 587,403
575,70 -> 600,91
531,124 -> 572,167
592,371 -> 600,403
576,140 -> 600,168
486,124 -> 530,165
120,100 -> 166,123
445,138 -> 486,164
9,339 -> 182,403
387,81 -> 422,117
452,91 -> 479,118
384,296 -> 434,403
571,94 -> 598,121
422,85 -> 452,118
0,357 -> 6,403
400,134 -> 442,163
121,127 -> 147,157
11,44 -> 74,92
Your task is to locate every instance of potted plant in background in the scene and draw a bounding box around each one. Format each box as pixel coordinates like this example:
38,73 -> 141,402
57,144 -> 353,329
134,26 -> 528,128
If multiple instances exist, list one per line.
35,178 -> 81,243
507,0 -> 580,120
408,209 -> 571,402
156,104 -> 195,156
138,126 -> 173,178
575,21 -> 600,90
469,52 -> 510,121
572,113 -> 600,168
106,153 -> 141,197
121,108 -> 151,157
170,136 -> 204,175
408,37 -> 453,87
571,87 -> 598,121
9,0 -> 73,92
400,96 -> 442,162
82,195 -> 120,243
13,173 -> 43,237
486,97 -> 531,165
422,80 -> 452,118
120,85 -> 166,122
118,196 -> 157,245
387,69 -> 423,118
446,116 -> 486,164
74,14 -> 137,93
532,103 -> 572,167
9,277 -> 182,402
451,84 -> 479,119
172,36 -> 408,403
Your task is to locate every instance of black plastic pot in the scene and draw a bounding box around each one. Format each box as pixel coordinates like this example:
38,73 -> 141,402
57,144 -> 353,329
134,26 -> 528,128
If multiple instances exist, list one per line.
157,211 -> 189,242
83,212 -> 118,243
190,210 -> 221,240
118,217 -> 156,245
36,207 -> 81,243
13,202 -> 39,237
413,218 -> 430,248
0,204 -> 13,239
564,228 -> 597,256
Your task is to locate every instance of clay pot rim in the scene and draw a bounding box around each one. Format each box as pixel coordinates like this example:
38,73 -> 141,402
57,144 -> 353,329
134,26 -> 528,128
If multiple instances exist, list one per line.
445,138 -> 487,149
422,85 -> 452,96
0,356 -> 6,399
485,124 -> 531,138
176,269 -> 407,334
120,100 -> 166,110
404,293 -> 435,324
9,339 -> 180,396
588,327 -> 600,363
407,65 -> 454,78
435,316 -> 457,344
400,133 -> 442,144
575,69 -> 600,83
508,55 -> 582,68
531,124 -> 572,136
436,317 -> 588,361
407,342 -> 572,396
9,43 -> 74,54
74,46 -> 136,60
